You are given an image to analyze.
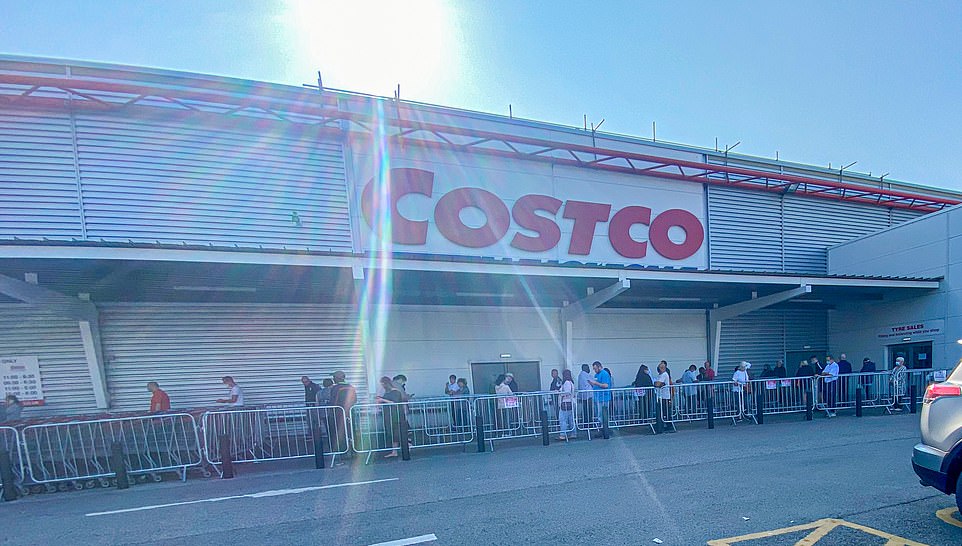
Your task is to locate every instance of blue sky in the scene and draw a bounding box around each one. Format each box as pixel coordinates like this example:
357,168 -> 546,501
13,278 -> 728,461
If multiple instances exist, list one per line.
2,1 -> 961,190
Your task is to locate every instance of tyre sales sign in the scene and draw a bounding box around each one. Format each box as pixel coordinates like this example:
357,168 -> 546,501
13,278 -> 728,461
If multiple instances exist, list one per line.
1,356 -> 45,406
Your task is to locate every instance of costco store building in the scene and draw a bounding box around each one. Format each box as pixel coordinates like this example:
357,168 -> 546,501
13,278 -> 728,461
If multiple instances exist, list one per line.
2,56 -> 960,416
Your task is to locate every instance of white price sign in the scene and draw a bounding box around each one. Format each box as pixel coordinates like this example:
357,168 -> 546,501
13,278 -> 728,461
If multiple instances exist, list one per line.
0,356 -> 45,406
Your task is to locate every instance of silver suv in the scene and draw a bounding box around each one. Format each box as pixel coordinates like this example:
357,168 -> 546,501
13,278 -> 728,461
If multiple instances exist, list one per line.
913,362 -> 962,511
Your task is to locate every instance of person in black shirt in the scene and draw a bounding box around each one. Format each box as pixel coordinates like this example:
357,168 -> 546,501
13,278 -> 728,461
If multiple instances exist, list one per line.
774,360 -> 788,378
794,359 -> 816,408
301,376 -> 320,407
376,376 -> 404,458
860,357 -> 877,399
632,364 -> 655,420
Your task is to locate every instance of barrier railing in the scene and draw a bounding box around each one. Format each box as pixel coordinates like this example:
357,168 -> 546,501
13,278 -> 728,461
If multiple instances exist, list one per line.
744,377 -> 815,416
350,398 -> 473,460
474,392 -> 545,445
0,425 -> 24,497
669,381 -> 744,423
21,413 -> 202,486
577,387 -> 657,435
202,406 -> 348,469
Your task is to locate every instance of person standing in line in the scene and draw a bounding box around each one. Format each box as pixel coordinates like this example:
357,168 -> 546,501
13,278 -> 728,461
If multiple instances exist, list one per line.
860,357 -> 877,400
315,378 -> 334,406
444,374 -> 461,396
703,361 -> 716,382
732,362 -> 750,421
494,374 -> 513,433
773,360 -> 788,407
837,353 -> 853,403
216,376 -> 245,406
653,361 -> 674,433
147,381 -> 171,413
376,376 -> 404,458
632,364 -> 654,420
392,375 -> 411,398
558,369 -> 577,440
456,378 -> 470,396
577,363 -> 594,425
329,371 -> 358,453
301,376 -> 321,407
891,356 -> 908,412
774,361 -> 787,378
549,369 -> 563,391
794,359 -> 816,408
548,368 -> 563,419
3,395 -> 22,422
452,377 -> 471,431
676,364 -> 699,414
587,361 -> 612,430
819,356 -> 840,417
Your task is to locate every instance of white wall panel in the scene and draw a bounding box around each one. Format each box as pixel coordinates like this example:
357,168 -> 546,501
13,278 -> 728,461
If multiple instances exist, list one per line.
100,303 -> 363,411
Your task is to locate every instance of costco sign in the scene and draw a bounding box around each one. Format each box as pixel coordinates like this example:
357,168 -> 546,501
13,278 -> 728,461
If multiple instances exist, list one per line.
354,153 -> 707,268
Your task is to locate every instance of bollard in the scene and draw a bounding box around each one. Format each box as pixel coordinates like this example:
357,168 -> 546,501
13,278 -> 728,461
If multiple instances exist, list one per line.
475,411 -> 486,453
755,388 -> 764,425
219,434 -> 234,479
601,405 -> 611,439
909,385 -> 918,414
110,442 -> 129,489
706,394 -> 715,430
540,410 -> 550,446
855,387 -> 863,418
805,385 -> 813,421
313,427 -> 326,469
0,449 -> 18,501
400,414 -> 411,461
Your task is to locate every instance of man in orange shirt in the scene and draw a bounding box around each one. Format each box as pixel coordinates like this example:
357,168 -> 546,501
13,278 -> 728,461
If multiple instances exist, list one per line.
147,381 -> 171,413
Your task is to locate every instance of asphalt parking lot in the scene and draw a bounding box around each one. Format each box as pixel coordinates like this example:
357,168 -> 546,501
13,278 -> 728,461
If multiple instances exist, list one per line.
0,412 -> 959,545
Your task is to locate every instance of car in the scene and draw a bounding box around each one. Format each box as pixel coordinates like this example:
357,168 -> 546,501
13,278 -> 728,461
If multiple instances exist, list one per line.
913,362 -> 962,511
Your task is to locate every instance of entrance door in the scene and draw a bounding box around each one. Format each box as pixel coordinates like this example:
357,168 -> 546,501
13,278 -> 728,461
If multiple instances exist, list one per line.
888,342 -> 933,370
471,360 -> 541,394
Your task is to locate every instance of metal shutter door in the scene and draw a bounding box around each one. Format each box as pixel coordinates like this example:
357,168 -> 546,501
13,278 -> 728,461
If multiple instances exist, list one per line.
0,305 -> 99,416
0,110 -> 83,240
707,186 -> 783,271
718,308 -> 828,377
74,114 -> 353,251
782,195 -> 891,274
890,208 -> 925,225
100,303 -> 364,411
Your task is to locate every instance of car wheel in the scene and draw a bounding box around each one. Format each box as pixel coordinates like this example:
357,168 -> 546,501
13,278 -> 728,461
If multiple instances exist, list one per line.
956,471 -> 962,513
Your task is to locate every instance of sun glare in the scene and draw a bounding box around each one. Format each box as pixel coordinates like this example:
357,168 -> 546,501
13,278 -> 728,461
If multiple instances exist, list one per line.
280,0 -> 458,99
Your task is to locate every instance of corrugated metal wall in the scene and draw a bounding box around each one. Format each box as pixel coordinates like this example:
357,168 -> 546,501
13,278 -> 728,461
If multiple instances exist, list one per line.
708,186 -> 926,273
99,303 -> 365,411
717,308 -> 828,377
0,305 -> 99,416
1,109 -> 354,251
0,111 -> 84,239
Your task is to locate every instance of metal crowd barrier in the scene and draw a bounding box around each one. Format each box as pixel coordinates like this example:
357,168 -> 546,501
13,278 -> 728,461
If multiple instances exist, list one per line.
0,425 -> 25,497
202,405 -> 348,471
350,397 -> 473,461
577,386 -> 657,436
812,369 -> 953,414
20,413 -> 202,488
668,381 -> 744,424
744,377 -> 815,417
473,392 -> 551,448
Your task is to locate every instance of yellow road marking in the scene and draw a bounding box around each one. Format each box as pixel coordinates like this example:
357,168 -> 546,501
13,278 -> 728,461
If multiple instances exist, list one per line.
707,517 -> 928,546
935,507 -> 962,529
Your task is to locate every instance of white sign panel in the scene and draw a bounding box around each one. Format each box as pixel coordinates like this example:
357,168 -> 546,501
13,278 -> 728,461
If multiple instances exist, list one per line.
877,320 -> 944,341
353,147 -> 708,268
0,355 -> 44,406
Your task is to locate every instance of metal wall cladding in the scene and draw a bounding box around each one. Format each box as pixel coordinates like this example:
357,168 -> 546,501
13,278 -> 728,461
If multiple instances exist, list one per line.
0,305 -> 99,417
99,303 -> 365,412
718,308 -> 827,378
708,186 -> 925,274
707,186 -> 784,271
0,111 -> 84,239
74,115 -> 353,251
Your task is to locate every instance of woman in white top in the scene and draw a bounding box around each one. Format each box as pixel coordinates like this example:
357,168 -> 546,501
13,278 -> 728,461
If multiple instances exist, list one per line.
732,362 -> 751,420
494,374 -> 513,433
557,369 -> 576,440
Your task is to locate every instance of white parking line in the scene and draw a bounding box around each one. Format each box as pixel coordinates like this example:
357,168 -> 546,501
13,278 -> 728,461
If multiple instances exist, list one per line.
367,534 -> 438,546
85,477 -> 399,517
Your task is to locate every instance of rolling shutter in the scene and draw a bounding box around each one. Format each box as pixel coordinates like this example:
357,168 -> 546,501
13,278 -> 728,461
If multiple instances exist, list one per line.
0,305 -> 99,416
718,308 -> 827,377
99,303 -> 365,411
